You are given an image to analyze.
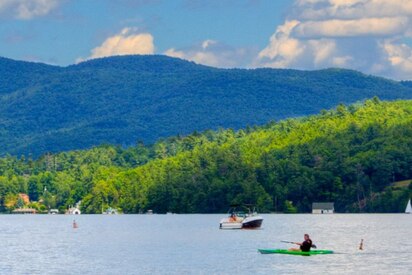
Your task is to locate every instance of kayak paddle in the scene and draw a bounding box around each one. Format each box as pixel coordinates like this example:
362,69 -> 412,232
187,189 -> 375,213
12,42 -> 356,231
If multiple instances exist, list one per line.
281,240 -> 317,249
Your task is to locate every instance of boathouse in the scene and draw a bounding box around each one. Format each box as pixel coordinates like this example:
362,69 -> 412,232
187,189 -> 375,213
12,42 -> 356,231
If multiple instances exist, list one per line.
66,201 -> 81,215
312,202 -> 334,214
12,208 -> 37,214
66,207 -> 81,215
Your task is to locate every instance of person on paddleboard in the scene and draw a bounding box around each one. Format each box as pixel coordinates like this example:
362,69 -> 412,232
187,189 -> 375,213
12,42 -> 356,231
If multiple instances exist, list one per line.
289,234 -> 312,252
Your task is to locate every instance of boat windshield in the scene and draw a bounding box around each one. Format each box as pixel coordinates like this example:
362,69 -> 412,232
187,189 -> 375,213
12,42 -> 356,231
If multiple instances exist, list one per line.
228,205 -> 258,217
233,211 -> 246,218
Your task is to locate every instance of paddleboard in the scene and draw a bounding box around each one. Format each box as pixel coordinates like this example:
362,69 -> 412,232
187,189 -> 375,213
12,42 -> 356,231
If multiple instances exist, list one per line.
258,249 -> 333,255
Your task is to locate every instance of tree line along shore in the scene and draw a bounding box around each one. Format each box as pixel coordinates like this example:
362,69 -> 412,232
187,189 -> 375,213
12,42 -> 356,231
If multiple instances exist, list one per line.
0,98 -> 411,214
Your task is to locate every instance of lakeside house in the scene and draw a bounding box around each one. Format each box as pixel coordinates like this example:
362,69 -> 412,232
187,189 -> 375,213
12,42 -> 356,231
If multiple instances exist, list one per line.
66,201 -> 81,215
312,202 -> 334,214
66,206 -> 81,215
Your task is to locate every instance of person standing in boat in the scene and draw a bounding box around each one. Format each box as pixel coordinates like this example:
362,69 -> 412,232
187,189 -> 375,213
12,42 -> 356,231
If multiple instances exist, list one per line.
289,234 -> 312,252
230,212 -> 237,222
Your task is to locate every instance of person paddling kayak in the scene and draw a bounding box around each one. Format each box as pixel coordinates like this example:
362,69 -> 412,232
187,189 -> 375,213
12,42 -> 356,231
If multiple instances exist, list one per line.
288,234 -> 313,252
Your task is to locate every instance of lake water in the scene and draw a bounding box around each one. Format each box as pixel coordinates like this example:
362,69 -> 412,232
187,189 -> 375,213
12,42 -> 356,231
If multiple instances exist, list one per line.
0,214 -> 411,274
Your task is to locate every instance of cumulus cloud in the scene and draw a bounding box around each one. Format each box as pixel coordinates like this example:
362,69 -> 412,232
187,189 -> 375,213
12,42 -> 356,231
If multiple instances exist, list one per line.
0,0 -> 59,19
165,40 -> 255,68
78,27 -> 155,62
257,0 -> 412,79
293,17 -> 409,38
257,20 -> 304,67
380,40 -> 412,77
202,39 -> 217,49
296,0 -> 412,20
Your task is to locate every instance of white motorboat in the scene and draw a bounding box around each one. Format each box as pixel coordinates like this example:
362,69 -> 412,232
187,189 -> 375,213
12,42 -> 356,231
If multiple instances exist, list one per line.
219,205 -> 263,229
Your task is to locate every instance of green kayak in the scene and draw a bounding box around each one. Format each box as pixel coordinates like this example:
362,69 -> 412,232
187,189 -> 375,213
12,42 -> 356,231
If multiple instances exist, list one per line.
258,249 -> 334,256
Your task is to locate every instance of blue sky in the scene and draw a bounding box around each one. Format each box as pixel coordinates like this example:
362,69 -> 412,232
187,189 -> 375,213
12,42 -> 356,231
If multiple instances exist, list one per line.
0,0 -> 290,64
1,0 -> 412,79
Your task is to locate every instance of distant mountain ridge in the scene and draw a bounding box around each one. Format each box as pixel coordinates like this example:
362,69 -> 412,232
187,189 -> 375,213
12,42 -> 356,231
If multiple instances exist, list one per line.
1,55 -> 412,156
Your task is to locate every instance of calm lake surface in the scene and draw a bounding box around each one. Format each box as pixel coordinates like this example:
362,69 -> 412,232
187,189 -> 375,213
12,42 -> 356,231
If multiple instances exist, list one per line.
0,214 -> 411,274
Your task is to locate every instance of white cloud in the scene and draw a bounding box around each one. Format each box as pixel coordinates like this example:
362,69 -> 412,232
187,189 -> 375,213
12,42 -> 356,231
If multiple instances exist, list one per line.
258,21 -> 341,69
0,0 -> 59,19
258,20 -> 303,63
165,40 -> 255,68
309,39 -> 336,65
164,48 -> 185,59
257,0 -> 412,79
332,55 -> 352,67
293,17 -> 409,38
79,27 -> 155,62
296,0 -> 412,20
380,40 -> 412,78
201,39 -> 216,49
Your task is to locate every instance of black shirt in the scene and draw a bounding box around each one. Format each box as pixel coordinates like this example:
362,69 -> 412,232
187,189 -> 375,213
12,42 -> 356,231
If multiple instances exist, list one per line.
300,239 -> 312,252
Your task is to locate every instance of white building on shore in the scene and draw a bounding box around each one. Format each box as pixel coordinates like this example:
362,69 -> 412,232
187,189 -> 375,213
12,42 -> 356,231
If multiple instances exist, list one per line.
66,201 -> 81,215
312,202 -> 334,214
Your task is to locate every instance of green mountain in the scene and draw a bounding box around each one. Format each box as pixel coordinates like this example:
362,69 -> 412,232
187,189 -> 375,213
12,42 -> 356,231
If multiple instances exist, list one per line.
0,99 -> 411,213
1,55 -> 412,156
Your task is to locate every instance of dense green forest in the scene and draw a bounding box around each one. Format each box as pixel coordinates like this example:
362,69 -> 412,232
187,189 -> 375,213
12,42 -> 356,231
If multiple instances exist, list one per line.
1,55 -> 412,156
0,99 -> 411,213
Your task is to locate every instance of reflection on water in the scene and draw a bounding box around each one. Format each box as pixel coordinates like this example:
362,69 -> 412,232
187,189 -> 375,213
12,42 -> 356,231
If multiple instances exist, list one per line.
0,214 -> 411,274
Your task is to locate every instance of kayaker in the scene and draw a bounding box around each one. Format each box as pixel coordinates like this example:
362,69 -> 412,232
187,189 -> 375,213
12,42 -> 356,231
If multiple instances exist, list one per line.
289,234 -> 312,252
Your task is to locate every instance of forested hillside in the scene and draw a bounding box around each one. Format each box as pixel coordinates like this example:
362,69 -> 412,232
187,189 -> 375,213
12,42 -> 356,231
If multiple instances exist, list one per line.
0,99 -> 411,213
1,55 -> 412,156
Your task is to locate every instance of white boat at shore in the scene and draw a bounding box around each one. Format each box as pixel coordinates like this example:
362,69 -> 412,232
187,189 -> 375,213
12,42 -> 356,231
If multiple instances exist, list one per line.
103,207 -> 119,215
219,205 -> 263,229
